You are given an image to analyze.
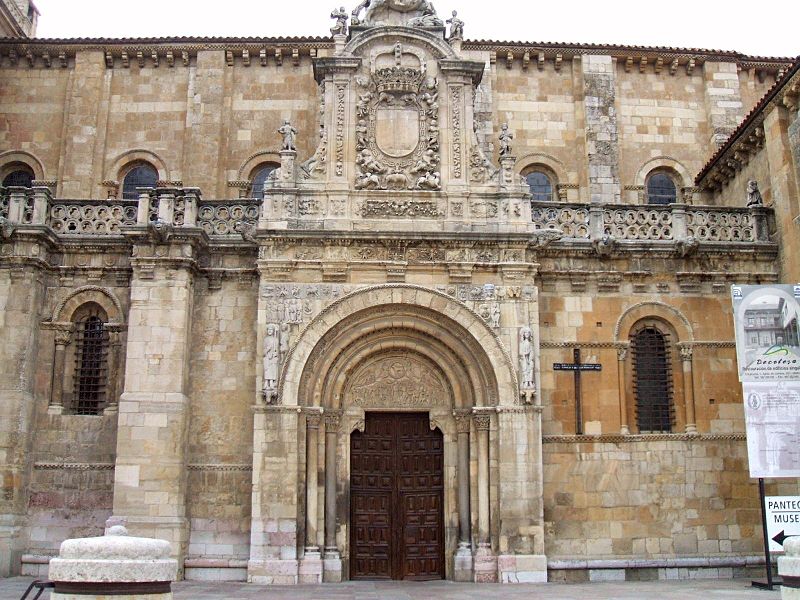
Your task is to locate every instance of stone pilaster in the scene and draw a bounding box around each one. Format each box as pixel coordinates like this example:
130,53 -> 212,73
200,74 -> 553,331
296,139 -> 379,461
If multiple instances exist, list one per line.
0,256 -> 47,576
472,411 -> 497,583
454,413 -> 473,582
617,346 -> 630,435
582,55 -> 620,204
703,61 -> 745,149
679,346 -> 697,435
111,229 -> 205,575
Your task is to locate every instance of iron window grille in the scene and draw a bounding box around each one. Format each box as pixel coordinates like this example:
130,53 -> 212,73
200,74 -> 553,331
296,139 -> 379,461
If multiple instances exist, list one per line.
73,315 -> 109,415
631,326 -> 675,432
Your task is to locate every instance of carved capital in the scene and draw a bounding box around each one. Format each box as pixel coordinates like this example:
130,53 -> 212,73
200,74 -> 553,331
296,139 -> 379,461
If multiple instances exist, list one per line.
679,346 -> 693,361
54,329 -> 73,346
473,413 -> 491,431
306,412 -> 322,429
455,414 -> 471,434
617,347 -> 628,361
323,412 -> 342,432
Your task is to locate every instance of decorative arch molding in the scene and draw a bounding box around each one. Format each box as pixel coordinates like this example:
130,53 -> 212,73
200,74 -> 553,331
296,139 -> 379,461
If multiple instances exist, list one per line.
343,27 -> 458,61
0,150 -> 46,180
614,301 -> 693,342
280,284 -> 518,409
634,156 -> 692,188
515,151 -> 571,184
52,286 -> 125,325
106,149 -> 169,183
236,150 -> 282,181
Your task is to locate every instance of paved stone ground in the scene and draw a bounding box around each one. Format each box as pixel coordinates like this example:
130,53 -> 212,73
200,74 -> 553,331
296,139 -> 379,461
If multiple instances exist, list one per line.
0,577 -> 784,599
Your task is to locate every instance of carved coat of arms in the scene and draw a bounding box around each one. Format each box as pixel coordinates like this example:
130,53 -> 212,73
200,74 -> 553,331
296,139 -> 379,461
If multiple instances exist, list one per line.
354,44 -> 441,191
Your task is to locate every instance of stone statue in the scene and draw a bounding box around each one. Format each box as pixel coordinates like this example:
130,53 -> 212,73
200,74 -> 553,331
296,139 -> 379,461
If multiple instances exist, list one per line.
234,220 -> 257,244
499,122 -> 514,156
351,0 -> 371,25
519,326 -> 534,389
263,324 -> 280,392
330,6 -> 348,36
747,179 -> 764,207
446,10 -> 464,39
278,119 -> 297,152
408,0 -> 444,26
490,303 -> 501,328
279,322 -> 290,364
0,216 -> 14,240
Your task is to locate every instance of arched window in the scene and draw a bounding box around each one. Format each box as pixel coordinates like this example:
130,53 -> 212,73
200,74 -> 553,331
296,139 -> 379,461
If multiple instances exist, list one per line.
646,171 -> 677,205
121,163 -> 158,200
70,304 -> 109,415
525,170 -> 554,202
631,325 -> 674,432
251,163 -> 279,200
2,165 -> 34,188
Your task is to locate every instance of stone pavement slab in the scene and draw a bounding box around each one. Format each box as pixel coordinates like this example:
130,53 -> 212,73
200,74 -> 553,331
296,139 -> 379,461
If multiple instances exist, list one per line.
0,577 -> 783,599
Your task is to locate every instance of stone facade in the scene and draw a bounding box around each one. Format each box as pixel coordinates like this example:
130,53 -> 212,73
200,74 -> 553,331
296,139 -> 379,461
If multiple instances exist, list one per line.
1,1 -> 799,585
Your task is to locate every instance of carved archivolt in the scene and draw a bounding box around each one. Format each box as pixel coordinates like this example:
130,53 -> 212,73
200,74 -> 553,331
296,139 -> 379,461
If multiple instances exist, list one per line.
51,285 -> 125,324
346,351 -> 449,408
614,301 -> 693,342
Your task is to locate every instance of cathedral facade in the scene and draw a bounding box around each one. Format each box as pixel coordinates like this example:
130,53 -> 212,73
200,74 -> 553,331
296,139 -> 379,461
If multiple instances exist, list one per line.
1,0 -> 800,585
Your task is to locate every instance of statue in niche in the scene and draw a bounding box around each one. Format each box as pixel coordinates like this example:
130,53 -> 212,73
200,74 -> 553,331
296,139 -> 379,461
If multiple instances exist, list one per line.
519,326 -> 534,389
277,119 -> 297,152
446,10 -> 464,39
330,6 -> 348,35
263,324 -> 280,393
499,122 -> 514,156
746,179 -> 764,207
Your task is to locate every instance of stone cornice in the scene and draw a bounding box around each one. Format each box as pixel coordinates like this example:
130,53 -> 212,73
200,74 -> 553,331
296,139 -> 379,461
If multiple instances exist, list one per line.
543,432 -> 746,444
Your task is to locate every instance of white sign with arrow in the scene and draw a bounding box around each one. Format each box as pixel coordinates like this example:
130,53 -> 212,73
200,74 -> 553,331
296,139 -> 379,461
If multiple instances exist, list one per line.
766,496 -> 800,552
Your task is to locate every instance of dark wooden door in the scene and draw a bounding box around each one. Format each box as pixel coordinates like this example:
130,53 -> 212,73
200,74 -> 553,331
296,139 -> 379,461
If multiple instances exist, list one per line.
350,412 -> 444,581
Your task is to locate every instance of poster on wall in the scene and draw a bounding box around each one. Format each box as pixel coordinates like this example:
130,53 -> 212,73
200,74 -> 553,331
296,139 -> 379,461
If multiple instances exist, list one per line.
731,284 -> 800,382
742,380 -> 800,478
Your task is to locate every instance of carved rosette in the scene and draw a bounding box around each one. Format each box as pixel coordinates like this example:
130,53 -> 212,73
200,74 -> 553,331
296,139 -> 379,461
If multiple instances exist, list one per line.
354,51 -> 441,191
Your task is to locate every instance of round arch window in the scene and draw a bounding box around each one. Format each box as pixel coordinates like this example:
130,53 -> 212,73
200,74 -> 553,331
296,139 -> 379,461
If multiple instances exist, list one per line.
251,163 -> 279,200
2,165 -> 35,188
646,172 -> 677,205
525,170 -> 554,203
121,163 -> 158,200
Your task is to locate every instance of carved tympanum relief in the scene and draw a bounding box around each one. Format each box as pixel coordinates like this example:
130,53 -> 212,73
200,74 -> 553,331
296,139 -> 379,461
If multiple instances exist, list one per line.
346,351 -> 449,408
354,44 -> 441,191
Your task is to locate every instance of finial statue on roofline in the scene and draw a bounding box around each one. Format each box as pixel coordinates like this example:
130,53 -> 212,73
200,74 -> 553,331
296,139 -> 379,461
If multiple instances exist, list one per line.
499,123 -> 514,157
330,6 -> 348,35
446,10 -> 463,40
278,119 -> 297,152
352,0 -> 443,27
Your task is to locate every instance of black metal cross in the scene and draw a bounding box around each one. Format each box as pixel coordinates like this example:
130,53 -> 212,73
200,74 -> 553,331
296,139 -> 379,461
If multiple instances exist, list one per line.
553,348 -> 602,435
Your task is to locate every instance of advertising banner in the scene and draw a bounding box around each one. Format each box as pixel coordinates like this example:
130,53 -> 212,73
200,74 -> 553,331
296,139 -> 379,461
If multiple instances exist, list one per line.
731,284 -> 800,382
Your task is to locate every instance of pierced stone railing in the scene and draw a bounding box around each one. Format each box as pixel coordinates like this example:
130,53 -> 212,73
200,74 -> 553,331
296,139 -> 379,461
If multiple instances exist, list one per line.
49,201 -> 138,234
530,203 -> 590,238
685,207 -> 755,242
530,201 -> 768,244
197,200 -> 260,236
0,192 -> 9,220
603,205 -> 674,240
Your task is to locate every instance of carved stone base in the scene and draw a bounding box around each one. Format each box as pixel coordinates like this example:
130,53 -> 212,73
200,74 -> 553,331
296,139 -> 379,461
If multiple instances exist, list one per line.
497,554 -> 548,583
298,552 -> 323,584
247,559 -> 299,585
47,404 -> 65,415
323,549 -> 342,583
473,544 -> 497,583
453,543 -> 473,582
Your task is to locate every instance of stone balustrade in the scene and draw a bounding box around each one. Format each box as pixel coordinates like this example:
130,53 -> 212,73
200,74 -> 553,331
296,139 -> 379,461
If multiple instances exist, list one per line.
530,200 -> 770,245
0,186 -> 774,248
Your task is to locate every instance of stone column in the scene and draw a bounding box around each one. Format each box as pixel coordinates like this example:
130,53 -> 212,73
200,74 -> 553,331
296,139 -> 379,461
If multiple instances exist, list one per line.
454,414 -> 473,581
779,537 -> 800,600
48,327 -> 73,415
680,346 -> 698,434
322,412 -> 342,583
472,411 -> 496,582
299,411 -> 322,584
103,325 -> 123,414
617,346 -> 630,435
112,230 -> 205,574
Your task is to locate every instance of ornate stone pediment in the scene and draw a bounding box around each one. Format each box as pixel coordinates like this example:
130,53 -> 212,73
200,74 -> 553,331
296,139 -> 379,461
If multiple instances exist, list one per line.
353,0 -> 444,28
346,351 -> 449,408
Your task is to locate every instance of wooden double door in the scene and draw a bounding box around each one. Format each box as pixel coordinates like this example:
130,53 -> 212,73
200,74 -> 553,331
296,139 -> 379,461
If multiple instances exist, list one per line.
350,412 -> 445,580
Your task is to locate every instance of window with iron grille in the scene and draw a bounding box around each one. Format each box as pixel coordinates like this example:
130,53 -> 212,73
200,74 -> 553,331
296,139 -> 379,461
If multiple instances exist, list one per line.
631,326 -> 674,432
73,314 -> 109,415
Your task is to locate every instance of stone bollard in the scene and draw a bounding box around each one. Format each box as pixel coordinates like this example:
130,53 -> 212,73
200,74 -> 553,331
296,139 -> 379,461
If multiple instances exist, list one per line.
780,537 -> 800,600
48,525 -> 178,600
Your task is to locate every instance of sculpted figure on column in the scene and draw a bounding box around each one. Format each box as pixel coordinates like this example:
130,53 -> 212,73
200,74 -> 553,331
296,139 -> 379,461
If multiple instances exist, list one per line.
263,324 -> 280,399
499,123 -> 514,156
330,6 -> 348,35
519,326 -> 534,389
446,10 -> 464,39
